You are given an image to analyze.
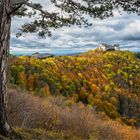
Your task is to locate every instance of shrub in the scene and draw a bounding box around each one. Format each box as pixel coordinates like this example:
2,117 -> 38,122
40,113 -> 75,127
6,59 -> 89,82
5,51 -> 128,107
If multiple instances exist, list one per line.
7,89 -> 140,139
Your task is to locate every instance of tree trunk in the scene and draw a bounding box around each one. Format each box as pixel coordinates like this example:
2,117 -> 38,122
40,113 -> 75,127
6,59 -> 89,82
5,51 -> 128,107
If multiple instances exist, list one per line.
0,0 -> 13,137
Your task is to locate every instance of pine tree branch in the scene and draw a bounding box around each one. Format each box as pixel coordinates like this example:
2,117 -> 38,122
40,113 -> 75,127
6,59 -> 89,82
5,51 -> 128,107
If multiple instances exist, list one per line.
24,2 -> 53,19
11,0 -> 27,5
10,0 -> 28,15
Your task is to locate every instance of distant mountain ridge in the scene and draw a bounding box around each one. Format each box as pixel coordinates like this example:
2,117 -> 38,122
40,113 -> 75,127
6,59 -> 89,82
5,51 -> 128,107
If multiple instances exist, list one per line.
31,52 -> 82,58
32,52 -> 55,58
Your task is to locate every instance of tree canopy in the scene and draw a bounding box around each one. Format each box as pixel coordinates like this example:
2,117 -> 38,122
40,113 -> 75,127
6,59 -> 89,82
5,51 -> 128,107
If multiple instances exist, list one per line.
9,50 -> 140,126
10,0 -> 140,37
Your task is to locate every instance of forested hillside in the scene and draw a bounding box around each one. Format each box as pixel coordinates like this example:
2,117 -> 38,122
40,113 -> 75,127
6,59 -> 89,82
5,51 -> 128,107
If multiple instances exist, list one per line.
9,50 -> 140,127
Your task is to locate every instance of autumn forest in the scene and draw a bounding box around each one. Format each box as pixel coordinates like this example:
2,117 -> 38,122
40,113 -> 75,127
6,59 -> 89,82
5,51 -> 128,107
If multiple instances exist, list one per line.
5,50 -> 140,139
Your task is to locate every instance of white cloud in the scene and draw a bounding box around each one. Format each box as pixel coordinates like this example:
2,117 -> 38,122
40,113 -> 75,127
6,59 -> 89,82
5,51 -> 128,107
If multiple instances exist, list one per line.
10,1 -> 140,55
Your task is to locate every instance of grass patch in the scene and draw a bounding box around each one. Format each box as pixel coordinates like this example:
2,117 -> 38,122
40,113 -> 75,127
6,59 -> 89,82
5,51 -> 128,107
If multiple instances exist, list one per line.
15,128 -> 81,140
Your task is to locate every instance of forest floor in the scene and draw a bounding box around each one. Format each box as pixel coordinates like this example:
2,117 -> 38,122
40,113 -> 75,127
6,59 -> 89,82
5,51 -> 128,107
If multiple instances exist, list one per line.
0,129 -> 81,140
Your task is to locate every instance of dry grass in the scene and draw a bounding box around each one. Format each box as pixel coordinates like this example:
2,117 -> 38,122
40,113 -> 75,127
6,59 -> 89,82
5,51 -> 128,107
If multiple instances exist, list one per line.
7,89 -> 140,140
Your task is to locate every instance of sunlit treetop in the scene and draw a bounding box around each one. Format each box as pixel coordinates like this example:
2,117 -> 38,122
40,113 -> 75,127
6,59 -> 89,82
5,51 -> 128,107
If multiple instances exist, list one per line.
7,0 -> 140,37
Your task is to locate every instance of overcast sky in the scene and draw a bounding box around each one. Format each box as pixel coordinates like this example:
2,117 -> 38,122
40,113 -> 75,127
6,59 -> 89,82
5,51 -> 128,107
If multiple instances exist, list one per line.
10,0 -> 140,55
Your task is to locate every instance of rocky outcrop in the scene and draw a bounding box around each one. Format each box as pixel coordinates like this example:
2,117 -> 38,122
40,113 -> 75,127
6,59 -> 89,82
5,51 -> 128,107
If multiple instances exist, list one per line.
97,43 -> 120,52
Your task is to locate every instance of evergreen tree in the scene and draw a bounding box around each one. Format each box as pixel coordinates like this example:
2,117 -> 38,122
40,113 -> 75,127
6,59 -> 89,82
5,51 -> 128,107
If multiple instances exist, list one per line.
0,0 -> 139,137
